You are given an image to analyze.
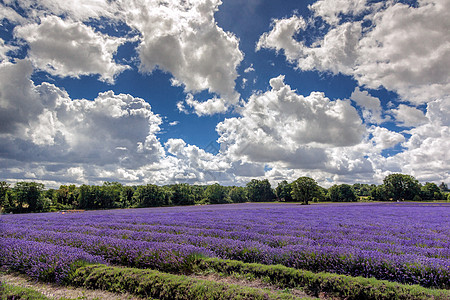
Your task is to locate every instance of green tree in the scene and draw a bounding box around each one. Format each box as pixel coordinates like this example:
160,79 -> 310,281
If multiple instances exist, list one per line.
275,180 -> 293,202
120,186 -> 136,207
228,186 -> 247,203
246,179 -> 275,202
0,181 -> 10,212
134,184 -> 168,207
291,177 -> 321,205
12,182 -> 46,213
439,182 -> 449,192
370,185 -> 389,201
352,183 -> 375,197
102,182 -> 123,208
205,183 -> 228,204
190,185 -> 206,204
170,183 -> 194,206
421,182 -> 442,200
328,184 -> 357,202
78,184 -> 94,209
383,173 -> 420,201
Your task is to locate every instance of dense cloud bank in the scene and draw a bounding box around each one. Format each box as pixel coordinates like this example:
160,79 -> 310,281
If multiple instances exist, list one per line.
0,0 -> 448,187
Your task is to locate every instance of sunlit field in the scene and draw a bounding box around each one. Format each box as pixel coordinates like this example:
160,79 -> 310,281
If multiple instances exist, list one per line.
1,202 -> 450,299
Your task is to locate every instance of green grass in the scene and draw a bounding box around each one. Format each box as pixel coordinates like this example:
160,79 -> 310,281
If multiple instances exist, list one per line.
192,258 -> 450,300
0,281 -> 51,300
71,264 -> 307,300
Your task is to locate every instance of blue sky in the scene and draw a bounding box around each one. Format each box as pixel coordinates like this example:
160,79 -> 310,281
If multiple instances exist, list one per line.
0,0 -> 448,188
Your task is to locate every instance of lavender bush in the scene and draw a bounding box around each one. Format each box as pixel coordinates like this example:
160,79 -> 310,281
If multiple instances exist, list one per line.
0,237 -> 105,283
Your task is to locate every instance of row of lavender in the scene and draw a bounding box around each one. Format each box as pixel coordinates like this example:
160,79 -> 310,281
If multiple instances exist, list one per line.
1,202 -> 449,288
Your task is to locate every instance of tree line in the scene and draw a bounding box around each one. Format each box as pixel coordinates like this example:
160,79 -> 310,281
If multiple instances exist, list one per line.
0,174 -> 448,213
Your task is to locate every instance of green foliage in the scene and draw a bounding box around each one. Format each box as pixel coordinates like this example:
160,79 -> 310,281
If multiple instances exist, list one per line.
246,179 -> 275,202
71,264 -> 299,300
383,173 -> 420,201
9,182 -> 46,213
228,186 -> 247,203
134,184 -> 169,207
193,258 -> 450,300
55,184 -> 78,207
352,183 -> 375,197
439,182 -> 449,192
0,281 -> 51,300
421,182 -> 443,200
328,184 -> 357,202
0,181 -> 11,212
120,185 -> 136,208
291,177 -> 321,205
205,183 -> 229,204
170,183 -> 195,206
275,181 -> 293,202
370,184 -> 389,201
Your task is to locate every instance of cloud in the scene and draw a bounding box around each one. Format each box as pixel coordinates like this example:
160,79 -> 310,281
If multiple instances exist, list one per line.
14,16 -> 128,83
0,60 -> 164,184
3,0 -> 244,114
258,0 -> 450,104
389,104 -> 428,127
217,76 -> 366,170
350,87 -> 384,124
125,0 -> 243,113
2,0 -> 116,22
0,60 -> 42,134
369,126 -> 405,151
244,64 -> 255,73
309,0 -> 368,25
184,94 -> 228,116
0,4 -> 25,23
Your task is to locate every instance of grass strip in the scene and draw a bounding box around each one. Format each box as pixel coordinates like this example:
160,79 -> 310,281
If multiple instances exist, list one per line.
70,264 -> 307,300
195,258 -> 450,300
0,281 -> 51,300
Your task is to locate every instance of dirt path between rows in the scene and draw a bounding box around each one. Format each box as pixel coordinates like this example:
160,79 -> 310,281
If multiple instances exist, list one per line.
0,273 -> 141,300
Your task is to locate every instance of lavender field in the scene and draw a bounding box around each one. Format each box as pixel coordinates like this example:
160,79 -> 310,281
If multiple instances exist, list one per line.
1,202 -> 449,290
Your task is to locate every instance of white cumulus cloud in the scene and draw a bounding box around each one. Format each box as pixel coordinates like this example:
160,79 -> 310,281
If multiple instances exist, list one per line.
258,0 -> 450,104
14,16 -> 128,83
217,76 -> 365,169
389,104 -> 428,127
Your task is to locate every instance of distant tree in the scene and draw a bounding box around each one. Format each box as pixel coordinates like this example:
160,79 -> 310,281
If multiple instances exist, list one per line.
352,183 -> 375,197
291,177 -> 321,205
439,182 -> 449,192
0,181 -> 10,212
56,185 -> 78,207
170,183 -> 194,205
328,184 -> 357,202
370,184 -> 389,201
246,179 -> 275,202
120,186 -> 136,208
275,180 -> 293,202
78,184 -> 93,209
134,184 -> 168,207
190,185 -> 206,204
383,173 -> 420,201
12,182 -> 46,213
102,182 -> 123,208
228,186 -> 247,203
205,183 -> 228,204
421,182 -> 443,200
